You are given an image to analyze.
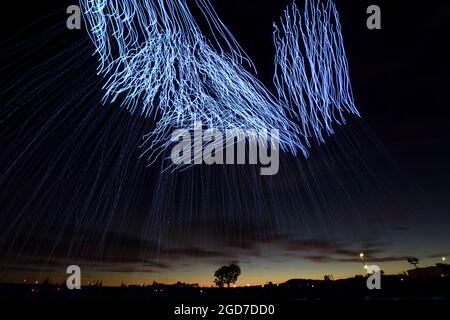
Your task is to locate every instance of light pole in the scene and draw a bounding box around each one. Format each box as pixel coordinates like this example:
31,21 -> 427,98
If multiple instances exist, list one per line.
360,253 -> 367,273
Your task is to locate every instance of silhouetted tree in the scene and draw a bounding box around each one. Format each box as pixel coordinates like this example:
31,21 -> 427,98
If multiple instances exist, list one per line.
407,257 -> 419,269
214,264 -> 241,288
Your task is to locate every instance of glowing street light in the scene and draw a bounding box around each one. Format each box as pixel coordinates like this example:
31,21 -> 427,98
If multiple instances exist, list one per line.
359,253 -> 365,265
359,253 -> 368,273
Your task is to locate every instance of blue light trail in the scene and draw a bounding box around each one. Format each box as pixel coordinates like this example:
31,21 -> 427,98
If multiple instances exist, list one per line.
79,0 -> 359,164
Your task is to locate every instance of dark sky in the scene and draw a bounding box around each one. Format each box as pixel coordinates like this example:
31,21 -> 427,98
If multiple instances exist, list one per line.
0,0 -> 449,285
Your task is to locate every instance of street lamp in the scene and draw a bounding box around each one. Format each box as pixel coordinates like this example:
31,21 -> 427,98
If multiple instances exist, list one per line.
359,253 -> 367,273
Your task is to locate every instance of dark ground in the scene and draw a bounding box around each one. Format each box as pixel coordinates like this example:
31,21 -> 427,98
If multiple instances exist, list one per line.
0,276 -> 449,318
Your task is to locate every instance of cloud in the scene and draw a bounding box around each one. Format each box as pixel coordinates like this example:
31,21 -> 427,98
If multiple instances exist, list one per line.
283,236 -> 405,265
428,253 -> 448,258
392,226 -> 411,231
159,247 -> 230,259
304,254 -> 412,264
0,215 -> 405,278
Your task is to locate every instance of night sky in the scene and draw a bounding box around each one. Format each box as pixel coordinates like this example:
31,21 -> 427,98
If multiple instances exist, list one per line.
0,0 -> 449,286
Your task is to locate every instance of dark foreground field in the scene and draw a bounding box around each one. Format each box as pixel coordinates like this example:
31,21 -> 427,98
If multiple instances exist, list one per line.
0,276 -> 449,318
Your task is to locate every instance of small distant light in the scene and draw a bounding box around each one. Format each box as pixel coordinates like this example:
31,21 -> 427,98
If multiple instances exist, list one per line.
364,265 -> 368,269
400,278 -> 404,281
442,257 -> 446,262
360,253 -> 364,258
200,290 -> 203,293
35,281 -> 38,284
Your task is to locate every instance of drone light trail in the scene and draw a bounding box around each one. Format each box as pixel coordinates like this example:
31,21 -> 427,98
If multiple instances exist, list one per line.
80,0 -> 359,165
273,0 -> 359,145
